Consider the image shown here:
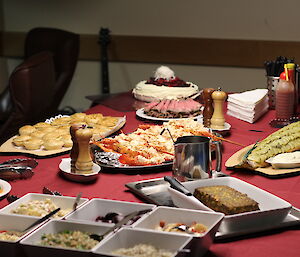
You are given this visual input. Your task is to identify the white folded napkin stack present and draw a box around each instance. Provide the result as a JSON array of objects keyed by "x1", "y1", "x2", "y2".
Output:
[{"x1": 227, "y1": 89, "x2": 269, "y2": 123}]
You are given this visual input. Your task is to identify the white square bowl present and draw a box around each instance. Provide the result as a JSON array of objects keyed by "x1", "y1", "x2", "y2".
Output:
[
  {"x1": 20, "y1": 220, "x2": 114, "y2": 257},
  {"x1": 66, "y1": 198, "x2": 155, "y2": 225},
  {"x1": 168, "y1": 177, "x2": 292, "y2": 231},
  {"x1": 92, "y1": 227, "x2": 192, "y2": 257},
  {"x1": 132, "y1": 206, "x2": 224, "y2": 257},
  {"x1": 0, "y1": 213, "x2": 44, "y2": 257},
  {"x1": 0, "y1": 193, "x2": 88, "y2": 219}
]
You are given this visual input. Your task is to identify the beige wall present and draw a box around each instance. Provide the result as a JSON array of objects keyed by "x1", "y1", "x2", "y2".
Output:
[{"x1": 2, "y1": 0, "x2": 299, "y2": 110}]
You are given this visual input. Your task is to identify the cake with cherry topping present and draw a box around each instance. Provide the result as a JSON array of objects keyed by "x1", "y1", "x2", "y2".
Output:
[{"x1": 133, "y1": 66, "x2": 200, "y2": 102}]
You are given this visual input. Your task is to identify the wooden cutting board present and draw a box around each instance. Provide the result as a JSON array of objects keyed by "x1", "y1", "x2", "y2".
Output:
[
  {"x1": 0, "y1": 116, "x2": 126, "y2": 157},
  {"x1": 225, "y1": 145, "x2": 300, "y2": 178}
]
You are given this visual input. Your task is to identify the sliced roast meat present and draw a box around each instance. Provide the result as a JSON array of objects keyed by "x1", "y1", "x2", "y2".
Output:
[{"x1": 144, "y1": 98, "x2": 202, "y2": 119}]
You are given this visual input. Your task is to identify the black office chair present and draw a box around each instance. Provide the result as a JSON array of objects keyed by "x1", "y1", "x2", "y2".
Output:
[
  {"x1": 24, "y1": 27, "x2": 80, "y2": 114},
  {"x1": 0, "y1": 27, "x2": 80, "y2": 127},
  {"x1": 0, "y1": 52, "x2": 56, "y2": 144}
]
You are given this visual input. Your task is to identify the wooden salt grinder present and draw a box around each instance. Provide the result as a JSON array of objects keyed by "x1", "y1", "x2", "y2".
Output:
[
  {"x1": 202, "y1": 88, "x2": 215, "y2": 127},
  {"x1": 75, "y1": 127, "x2": 93, "y2": 173},
  {"x1": 210, "y1": 88, "x2": 227, "y2": 130},
  {"x1": 70, "y1": 124, "x2": 84, "y2": 173}
]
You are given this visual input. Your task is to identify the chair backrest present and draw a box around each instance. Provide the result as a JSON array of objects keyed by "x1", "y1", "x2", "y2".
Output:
[
  {"x1": 24, "y1": 27, "x2": 79, "y2": 113},
  {"x1": 0, "y1": 51, "x2": 56, "y2": 143}
]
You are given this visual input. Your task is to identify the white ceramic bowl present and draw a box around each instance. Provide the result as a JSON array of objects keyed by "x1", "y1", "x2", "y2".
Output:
[
  {"x1": 133, "y1": 206, "x2": 224, "y2": 256},
  {"x1": 59, "y1": 158, "x2": 101, "y2": 183},
  {"x1": 20, "y1": 220, "x2": 113, "y2": 257},
  {"x1": 0, "y1": 193, "x2": 88, "y2": 219},
  {"x1": 93, "y1": 227, "x2": 192, "y2": 257},
  {"x1": 65, "y1": 198, "x2": 155, "y2": 225},
  {"x1": 0, "y1": 213, "x2": 43, "y2": 257},
  {"x1": 133, "y1": 206, "x2": 224, "y2": 236},
  {"x1": 168, "y1": 177, "x2": 292, "y2": 232}
]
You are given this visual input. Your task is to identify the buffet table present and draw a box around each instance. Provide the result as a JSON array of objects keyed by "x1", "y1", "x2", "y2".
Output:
[{"x1": 0, "y1": 92, "x2": 299, "y2": 257}]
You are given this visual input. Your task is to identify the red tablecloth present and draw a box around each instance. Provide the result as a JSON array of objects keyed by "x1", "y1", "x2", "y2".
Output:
[{"x1": 0, "y1": 94, "x2": 299, "y2": 257}]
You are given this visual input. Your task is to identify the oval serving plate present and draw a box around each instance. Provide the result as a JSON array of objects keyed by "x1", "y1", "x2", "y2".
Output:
[
  {"x1": 93, "y1": 151, "x2": 173, "y2": 171},
  {"x1": 136, "y1": 108, "x2": 203, "y2": 122}
]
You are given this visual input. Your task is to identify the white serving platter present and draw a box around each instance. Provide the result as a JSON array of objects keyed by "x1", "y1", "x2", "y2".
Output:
[
  {"x1": 66, "y1": 198, "x2": 155, "y2": 224},
  {"x1": 136, "y1": 108, "x2": 203, "y2": 122},
  {"x1": 20, "y1": 220, "x2": 113, "y2": 257},
  {"x1": 0, "y1": 193, "x2": 88, "y2": 218},
  {"x1": 168, "y1": 177, "x2": 292, "y2": 232},
  {"x1": 93, "y1": 227, "x2": 192, "y2": 257},
  {"x1": 0, "y1": 213, "x2": 43, "y2": 257}
]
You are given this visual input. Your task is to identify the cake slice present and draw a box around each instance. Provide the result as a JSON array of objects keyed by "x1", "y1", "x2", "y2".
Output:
[{"x1": 193, "y1": 185, "x2": 259, "y2": 215}]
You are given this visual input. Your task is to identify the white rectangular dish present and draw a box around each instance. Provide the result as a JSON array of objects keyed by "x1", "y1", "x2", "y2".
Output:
[
  {"x1": 168, "y1": 177, "x2": 292, "y2": 231},
  {"x1": 0, "y1": 213, "x2": 43, "y2": 257},
  {"x1": 93, "y1": 227, "x2": 192, "y2": 257},
  {"x1": 66, "y1": 198, "x2": 155, "y2": 224},
  {"x1": 20, "y1": 220, "x2": 113, "y2": 257},
  {"x1": 0, "y1": 193, "x2": 88, "y2": 219},
  {"x1": 133, "y1": 206, "x2": 224, "y2": 256}
]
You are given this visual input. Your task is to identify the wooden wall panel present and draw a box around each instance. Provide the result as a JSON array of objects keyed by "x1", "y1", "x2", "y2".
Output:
[{"x1": 1, "y1": 31, "x2": 300, "y2": 68}]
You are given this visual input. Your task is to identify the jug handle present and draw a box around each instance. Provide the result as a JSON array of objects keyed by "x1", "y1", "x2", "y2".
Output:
[{"x1": 212, "y1": 141, "x2": 222, "y2": 172}]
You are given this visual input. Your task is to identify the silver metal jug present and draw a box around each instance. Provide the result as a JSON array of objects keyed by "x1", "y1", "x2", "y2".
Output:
[{"x1": 173, "y1": 136, "x2": 222, "y2": 181}]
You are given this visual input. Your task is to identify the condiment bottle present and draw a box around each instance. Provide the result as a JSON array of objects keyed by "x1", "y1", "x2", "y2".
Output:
[
  {"x1": 70, "y1": 124, "x2": 84, "y2": 173},
  {"x1": 202, "y1": 88, "x2": 215, "y2": 127},
  {"x1": 285, "y1": 63, "x2": 298, "y2": 113},
  {"x1": 210, "y1": 88, "x2": 227, "y2": 130},
  {"x1": 75, "y1": 127, "x2": 93, "y2": 173},
  {"x1": 275, "y1": 71, "x2": 295, "y2": 119}
]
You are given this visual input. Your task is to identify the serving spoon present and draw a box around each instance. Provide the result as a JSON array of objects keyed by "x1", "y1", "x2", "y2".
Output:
[
  {"x1": 0, "y1": 158, "x2": 38, "y2": 180},
  {"x1": 22, "y1": 207, "x2": 61, "y2": 232},
  {"x1": 0, "y1": 158, "x2": 38, "y2": 169},
  {"x1": 0, "y1": 166, "x2": 34, "y2": 180}
]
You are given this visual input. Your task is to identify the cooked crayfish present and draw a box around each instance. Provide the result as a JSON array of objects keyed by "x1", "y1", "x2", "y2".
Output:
[{"x1": 93, "y1": 119, "x2": 243, "y2": 166}]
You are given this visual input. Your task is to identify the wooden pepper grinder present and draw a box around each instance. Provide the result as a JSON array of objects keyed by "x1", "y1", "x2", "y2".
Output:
[
  {"x1": 202, "y1": 88, "x2": 215, "y2": 127},
  {"x1": 70, "y1": 124, "x2": 85, "y2": 173},
  {"x1": 210, "y1": 87, "x2": 227, "y2": 130},
  {"x1": 74, "y1": 127, "x2": 93, "y2": 173}
]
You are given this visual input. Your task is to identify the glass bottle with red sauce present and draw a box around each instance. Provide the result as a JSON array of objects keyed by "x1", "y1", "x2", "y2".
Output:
[
  {"x1": 275, "y1": 70, "x2": 295, "y2": 119},
  {"x1": 285, "y1": 63, "x2": 298, "y2": 113}
]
